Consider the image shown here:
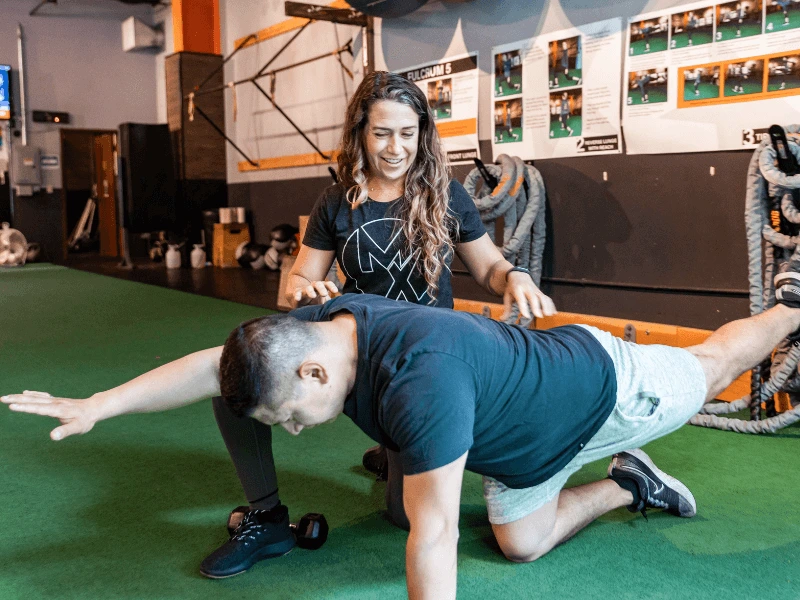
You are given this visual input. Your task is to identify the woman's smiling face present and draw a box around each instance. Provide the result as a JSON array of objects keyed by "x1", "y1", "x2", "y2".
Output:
[{"x1": 363, "y1": 99, "x2": 420, "y2": 188}]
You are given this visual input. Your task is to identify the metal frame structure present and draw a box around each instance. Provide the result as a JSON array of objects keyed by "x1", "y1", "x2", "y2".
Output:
[{"x1": 185, "y1": 2, "x2": 373, "y2": 169}]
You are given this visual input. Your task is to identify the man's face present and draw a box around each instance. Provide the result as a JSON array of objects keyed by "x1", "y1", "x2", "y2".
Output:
[{"x1": 250, "y1": 376, "x2": 345, "y2": 436}]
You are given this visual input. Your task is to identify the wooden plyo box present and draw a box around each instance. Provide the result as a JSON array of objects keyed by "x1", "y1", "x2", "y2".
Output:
[{"x1": 213, "y1": 223, "x2": 250, "y2": 268}]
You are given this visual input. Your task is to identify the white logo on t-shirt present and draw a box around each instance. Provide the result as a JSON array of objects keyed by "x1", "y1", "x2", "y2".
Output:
[{"x1": 341, "y1": 218, "x2": 427, "y2": 302}]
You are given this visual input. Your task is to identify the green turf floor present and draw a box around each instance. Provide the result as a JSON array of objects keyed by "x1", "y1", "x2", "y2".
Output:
[
  {"x1": 550, "y1": 69, "x2": 582, "y2": 89},
  {"x1": 685, "y1": 82, "x2": 720, "y2": 101},
  {"x1": 550, "y1": 116, "x2": 582, "y2": 139},
  {"x1": 629, "y1": 35, "x2": 668, "y2": 56},
  {"x1": 724, "y1": 80, "x2": 763, "y2": 96},
  {"x1": 716, "y1": 22, "x2": 762, "y2": 41},
  {"x1": 2, "y1": 265, "x2": 800, "y2": 599},
  {"x1": 671, "y1": 30, "x2": 714, "y2": 49},
  {"x1": 766, "y1": 10, "x2": 800, "y2": 32},
  {"x1": 628, "y1": 86, "x2": 668, "y2": 105},
  {"x1": 434, "y1": 105, "x2": 452, "y2": 120},
  {"x1": 769, "y1": 76, "x2": 800, "y2": 92},
  {"x1": 495, "y1": 76, "x2": 522, "y2": 97},
  {"x1": 494, "y1": 127, "x2": 522, "y2": 144}
]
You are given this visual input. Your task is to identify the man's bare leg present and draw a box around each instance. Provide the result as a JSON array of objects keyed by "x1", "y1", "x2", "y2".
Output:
[
  {"x1": 491, "y1": 305, "x2": 800, "y2": 562},
  {"x1": 493, "y1": 480, "x2": 632, "y2": 562},
  {"x1": 687, "y1": 305, "x2": 800, "y2": 401}
]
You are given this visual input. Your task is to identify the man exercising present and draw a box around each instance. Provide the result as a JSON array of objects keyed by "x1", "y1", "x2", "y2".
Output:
[
  {"x1": 6, "y1": 274, "x2": 800, "y2": 598},
  {"x1": 689, "y1": 12, "x2": 699, "y2": 45},
  {"x1": 559, "y1": 40, "x2": 582, "y2": 86},
  {"x1": 504, "y1": 105, "x2": 518, "y2": 141},
  {"x1": 559, "y1": 92, "x2": 573, "y2": 135},
  {"x1": 776, "y1": 0, "x2": 792, "y2": 26},
  {"x1": 635, "y1": 71, "x2": 652, "y2": 102},
  {"x1": 735, "y1": 3, "x2": 746, "y2": 36},
  {"x1": 641, "y1": 23, "x2": 652, "y2": 52}
]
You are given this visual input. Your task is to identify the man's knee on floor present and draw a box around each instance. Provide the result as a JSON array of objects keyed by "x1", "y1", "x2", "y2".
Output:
[
  {"x1": 496, "y1": 534, "x2": 551, "y2": 563},
  {"x1": 493, "y1": 518, "x2": 556, "y2": 563}
]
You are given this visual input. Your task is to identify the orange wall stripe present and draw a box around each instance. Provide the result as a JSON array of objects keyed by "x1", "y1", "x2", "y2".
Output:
[{"x1": 435, "y1": 118, "x2": 478, "y2": 138}]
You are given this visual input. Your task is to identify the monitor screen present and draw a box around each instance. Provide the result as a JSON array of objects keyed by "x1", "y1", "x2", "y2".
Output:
[{"x1": 0, "y1": 65, "x2": 10, "y2": 120}]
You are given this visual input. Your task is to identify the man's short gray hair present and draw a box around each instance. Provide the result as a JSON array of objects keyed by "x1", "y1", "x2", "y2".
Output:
[{"x1": 220, "y1": 314, "x2": 321, "y2": 417}]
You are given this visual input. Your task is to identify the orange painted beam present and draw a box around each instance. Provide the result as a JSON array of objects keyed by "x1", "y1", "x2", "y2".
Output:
[
  {"x1": 173, "y1": 0, "x2": 221, "y2": 55},
  {"x1": 238, "y1": 150, "x2": 339, "y2": 172},
  {"x1": 235, "y1": 0, "x2": 350, "y2": 50}
]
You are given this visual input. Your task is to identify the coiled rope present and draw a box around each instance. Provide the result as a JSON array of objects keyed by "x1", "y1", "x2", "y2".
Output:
[
  {"x1": 690, "y1": 124, "x2": 800, "y2": 433},
  {"x1": 464, "y1": 154, "x2": 546, "y2": 324}
]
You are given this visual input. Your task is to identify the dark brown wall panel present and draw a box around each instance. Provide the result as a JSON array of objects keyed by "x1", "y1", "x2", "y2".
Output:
[
  {"x1": 229, "y1": 147, "x2": 753, "y2": 330},
  {"x1": 165, "y1": 51, "x2": 226, "y2": 181}
]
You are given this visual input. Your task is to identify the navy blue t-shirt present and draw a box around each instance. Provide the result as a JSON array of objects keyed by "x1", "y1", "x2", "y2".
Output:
[
  {"x1": 291, "y1": 294, "x2": 617, "y2": 489},
  {"x1": 302, "y1": 179, "x2": 485, "y2": 308}
]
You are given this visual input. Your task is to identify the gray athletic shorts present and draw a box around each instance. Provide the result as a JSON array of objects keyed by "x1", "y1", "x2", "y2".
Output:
[{"x1": 482, "y1": 325, "x2": 708, "y2": 525}]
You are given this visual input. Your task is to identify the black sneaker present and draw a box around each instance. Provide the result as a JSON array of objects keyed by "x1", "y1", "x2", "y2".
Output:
[
  {"x1": 607, "y1": 448, "x2": 696, "y2": 519},
  {"x1": 200, "y1": 504, "x2": 296, "y2": 579},
  {"x1": 775, "y1": 272, "x2": 800, "y2": 309},
  {"x1": 362, "y1": 445, "x2": 388, "y2": 481}
]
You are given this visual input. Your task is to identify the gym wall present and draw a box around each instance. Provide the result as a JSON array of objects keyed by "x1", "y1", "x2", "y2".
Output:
[
  {"x1": 0, "y1": 0, "x2": 160, "y2": 138},
  {"x1": 223, "y1": 0, "x2": 750, "y2": 329},
  {"x1": 1, "y1": 0, "x2": 164, "y2": 261}
]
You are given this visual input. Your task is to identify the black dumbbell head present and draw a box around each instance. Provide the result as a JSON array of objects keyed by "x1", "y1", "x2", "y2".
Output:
[{"x1": 293, "y1": 513, "x2": 329, "y2": 550}]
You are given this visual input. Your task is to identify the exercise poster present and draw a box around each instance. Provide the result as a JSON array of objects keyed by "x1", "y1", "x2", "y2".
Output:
[
  {"x1": 401, "y1": 52, "x2": 480, "y2": 165},
  {"x1": 624, "y1": 0, "x2": 800, "y2": 154},
  {"x1": 491, "y1": 18, "x2": 623, "y2": 160}
]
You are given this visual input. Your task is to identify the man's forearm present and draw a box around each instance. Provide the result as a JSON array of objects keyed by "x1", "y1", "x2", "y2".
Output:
[
  {"x1": 406, "y1": 531, "x2": 458, "y2": 600},
  {"x1": 92, "y1": 347, "x2": 223, "y2": 422}
]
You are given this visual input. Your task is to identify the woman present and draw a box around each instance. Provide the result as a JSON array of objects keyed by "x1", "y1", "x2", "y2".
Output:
[
  {"x1": 204, "y1": 71, "x2": 556, "y2": 579},
  {"x1": 289, "y1": 71, "x2": 553, "y2": 316}
]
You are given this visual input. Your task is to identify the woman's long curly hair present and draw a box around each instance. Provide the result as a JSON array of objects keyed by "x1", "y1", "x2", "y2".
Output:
[{"x1": 337, "y1": 71, "x2": 455, "y2": 303}]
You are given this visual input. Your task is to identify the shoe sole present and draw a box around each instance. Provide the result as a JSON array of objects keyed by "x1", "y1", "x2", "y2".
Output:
[
  {"x1": 199, "y1": 538, "x2": 296, "y2": 579},
  {"x1": 619, "y1": 448, "x2": 696, "y2": 518}
]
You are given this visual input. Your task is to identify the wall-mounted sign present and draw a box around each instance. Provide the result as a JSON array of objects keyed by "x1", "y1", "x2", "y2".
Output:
[{"x1": 41, "y1": 155, "x2": 60, "y2": 169}]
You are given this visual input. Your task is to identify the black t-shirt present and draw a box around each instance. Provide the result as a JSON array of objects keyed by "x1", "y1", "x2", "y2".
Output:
[
  {"x1": 291, "y1": 294, "x2": 617, "y2": 489},
  {"x1": 302, "y1": 179, "x2": 485, "y2": 308}
]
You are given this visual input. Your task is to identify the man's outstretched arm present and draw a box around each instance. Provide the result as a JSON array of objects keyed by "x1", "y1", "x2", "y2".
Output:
[
  {"x1": 2, "y1": 346, "x2": 223, "y2": 441},
  {"x1": 403, "y1": 452, "x2": 467, "y2": 600}
]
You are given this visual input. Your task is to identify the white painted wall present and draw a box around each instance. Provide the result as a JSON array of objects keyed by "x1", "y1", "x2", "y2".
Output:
[
  {"x1": 0, "y1": 0, "x2": 160, "y2": 138},
  {"x1": 220, "y1": 0, "x2": 703, "y2": 183},
  {"x1": 220, "y1": 0, "x2": 359, "y2": 184},
  {"x1": 154, "y1": 3, "x2": 175, "y2": 124}
]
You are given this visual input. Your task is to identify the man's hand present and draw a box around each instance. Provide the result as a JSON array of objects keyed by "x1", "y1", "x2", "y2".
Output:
[
  {"x1": 3, "y1": 346, "x2": 223, "y2": 440},
  {"x1": 2, "y1": 391, "x2": 101, "y2": 441},
  {"x1": 292, "y1": 280, "x2": 339, "y2": 307},
  {"x1": 502, "y1": 271, "x2": 557, "y2": 322}
]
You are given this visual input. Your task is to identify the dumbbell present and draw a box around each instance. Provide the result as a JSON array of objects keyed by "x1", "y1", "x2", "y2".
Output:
[{"x1": 227, "y1": 506, "x2": 329, "y2": 550}]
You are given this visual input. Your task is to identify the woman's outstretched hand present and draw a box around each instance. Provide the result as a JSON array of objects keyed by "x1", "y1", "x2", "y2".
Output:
[
  {"x1": 502, "y1": 272, "x2": 557, "y2": 322},
  {"x1": 292, "y1": 280, "x2": 340, "y2": 307}
]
